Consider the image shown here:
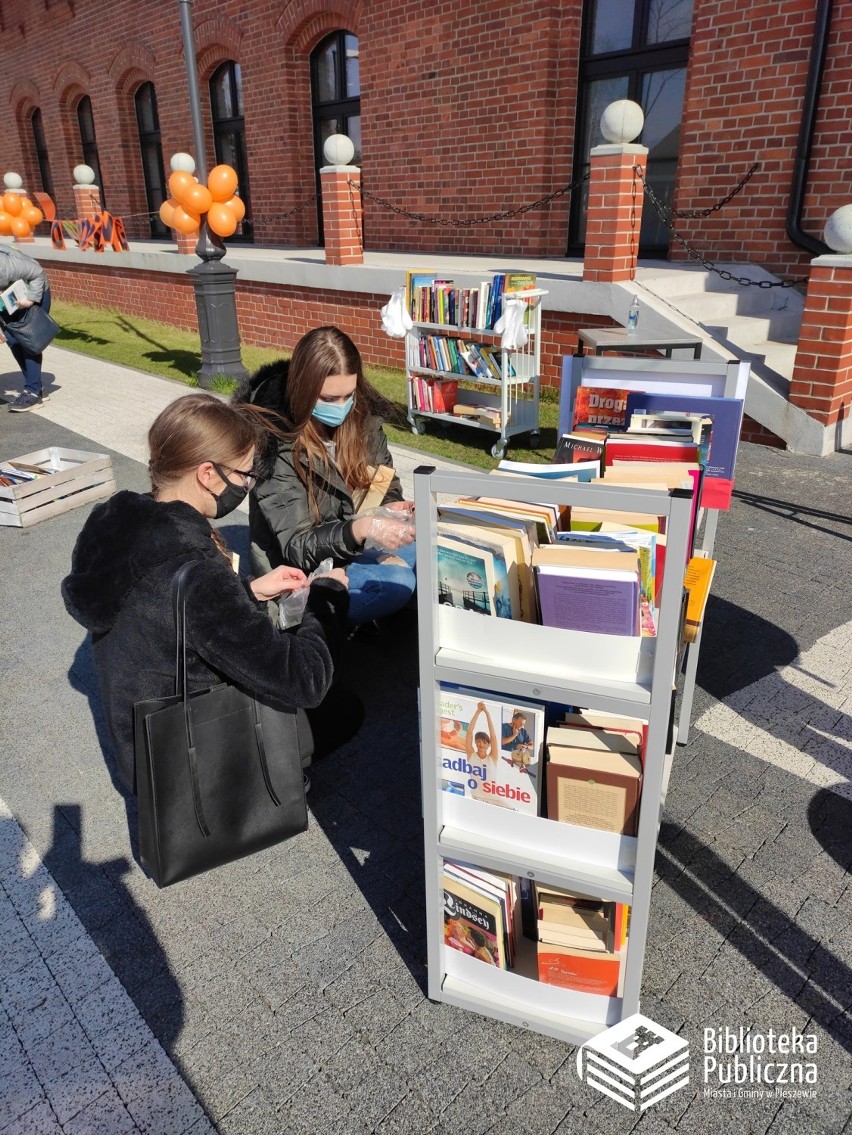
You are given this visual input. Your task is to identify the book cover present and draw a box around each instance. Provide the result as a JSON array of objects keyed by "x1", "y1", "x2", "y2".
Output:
[
  {"x1": 605, "y1": 434, "x2": 700, "y2": 465},
  {"x1": 0, "y1": 279, "x2": 29, "y2": 315},
  {"x1": 443, "y1": 868, "x2": 507, "y2": 968},
  {"x1": 545, "y1": 741, "x2": 643, "y2": 835},
  {"x1": 436, "y1": 535, "x2": 498, "y2": 615},
  {"x1": 437, "y1": 519, "x2": 516, "y2": 620},
  {"x1": 406, "y1": 271, "x2": 437, "y2": 319},
  {"x1": 683, "y1": 554, "x2": 716, "y2": 642},
  {"x1": 572, "y1": 386, "x2": 630, "y2": 431},
  {"x1": 533, "y1": 547, "x2": 641, "y2": 637},
  {"x1": 495, "y1": 458, "x2": 600, "y2": 482},
  {"x1": 569, "y1": 507, "x2": 660, "y2": 534},
  {"x1": 624, "y1": 391, "x2": 744, "y2": 485},
  {"x1": 463, "y1": 496, "x2": 559, "y2": 543},
  {"x1": 444, "y1": 860, "x2": 514, "y2": 966},
  {"x1": 537, "y1": 942, "x2": 621, "y2": 996},
  {"x1": 439, "y1": 686, "x2": 545, "y2": 815}
]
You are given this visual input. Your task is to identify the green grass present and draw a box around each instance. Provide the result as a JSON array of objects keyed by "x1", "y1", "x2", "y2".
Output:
[{"x1": 50, "y1": 299, "x2": 560, "y2": 471}]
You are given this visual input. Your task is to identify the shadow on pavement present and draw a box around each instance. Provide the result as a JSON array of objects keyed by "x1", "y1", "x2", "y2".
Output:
[{"x1": 41, "y1": 804, "x2": 186, "y2": 1052}]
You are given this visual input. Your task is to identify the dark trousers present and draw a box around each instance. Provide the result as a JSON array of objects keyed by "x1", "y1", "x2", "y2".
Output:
[
  {"x1": 297, "y1": 686, "x2": 364, "y2": 768},
  {"x1": 5, "y1": 289, "x2": 51, "y2": 395}
]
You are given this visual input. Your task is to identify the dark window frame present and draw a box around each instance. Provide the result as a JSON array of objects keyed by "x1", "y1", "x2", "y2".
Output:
[
  {"x1": 30, "y1": 108, "x2": 55, "y2": 199},
  {"x1": 76, "y1": 95, "x2": 104, "y2": 204},
  {"x1": 568, "y1": 0, "x2": 691, "y2": 257},
  {"x1": 209, "y1": 61, "x2": 253, "y2": 243},
  {"x1": 134, "y1": 82, "x2": 168, "y2": 239},
  {"x1": 310, "y1": 30, "x2": 361, "y2": 244}
]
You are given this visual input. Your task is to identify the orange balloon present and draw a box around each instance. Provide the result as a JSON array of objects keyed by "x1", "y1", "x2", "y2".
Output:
[
  {"x1": 159, "y1": 198, "x2": 177, "y2": 226},
  {"x1": 0, "y1": 212, "x2": 12, "y2": 235},
  {"x1": 206, "y1": 202, "x2": 237, "y2": 238},
  {"x1": 183, "y1": 183, "x2": 213, "y2": 215},
  {"x1": 168, "y1": 170, "x2": 195, "y2": 205},
  {"x1": 171, "y1": 205, "x2": 200, "y2": 234},
  {"x1": 224, "y1": 195, "x2": 245, "y2": 223},
  {"x1": 21, "y1": 197, "x2": 32, "y2": 208},
  {"x1": 10, "y1": 216, "x2": 31, "y2": 237},
  {"x1": 23, "y1": 206, "x2": 43, "y2": 226},
  {"x1": 3, "y1": 193, "x2": 22, "y2": 216},
  {"x1": 207, "y1": 164, "x2": 238, "y2": 202}
]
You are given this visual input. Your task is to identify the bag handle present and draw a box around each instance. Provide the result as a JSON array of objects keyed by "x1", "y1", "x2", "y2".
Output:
[{"x1": 170, "y1": 559, "x2": 283, "y2": 840}]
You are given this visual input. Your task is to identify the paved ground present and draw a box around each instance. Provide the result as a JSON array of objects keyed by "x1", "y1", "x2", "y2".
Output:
[{"x1": 0, "y1": 346, "x2": 850, "y2": 1135}]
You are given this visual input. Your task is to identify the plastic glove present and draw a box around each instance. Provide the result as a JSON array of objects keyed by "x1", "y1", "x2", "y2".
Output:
[
  {"x1": 362, "y1": 505, "x2": 416, "y2": 553},
  {"x1": 277, "y1": 557, "x2": 335, "y2": 629},
  {"x1": 494, "y1": 296, "x2": 529, "y2": 350},
  {"x1": 380, "y1": 288, "x2": 414, "y2": 339}
]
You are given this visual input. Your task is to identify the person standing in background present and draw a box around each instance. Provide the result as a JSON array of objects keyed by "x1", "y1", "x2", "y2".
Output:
[{"x1": 0, "y1": 243, "x2": 52, "y2": 412}]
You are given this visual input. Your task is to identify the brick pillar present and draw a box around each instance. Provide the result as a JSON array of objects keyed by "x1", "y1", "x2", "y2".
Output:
[
  {"x1": 582, "y1": 144, "x2": 648, "y2": 283},
  {"x1": 320, "y1": 165, "x2": 363, "y2": 266},
  {"x1": 73, "y1": 183, "x2": 103, "y2": 221},
  {"x1": 10, "y1": 189, "x2": 34, "y2": 243},
  {"x1": 789, "y1": 255, "x2": 852, "y2": 436},
  {"x1": 173, "y1": 229, "x2": 198, "y2": 255}
]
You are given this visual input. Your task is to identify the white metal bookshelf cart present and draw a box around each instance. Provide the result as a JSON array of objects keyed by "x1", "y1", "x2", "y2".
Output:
[
  {"x1": 405, "y1": 290, "x2": 547, "y2": 459},
  {"x1": 413, "y1": 467, "x2": 694, "y2": 1044}
]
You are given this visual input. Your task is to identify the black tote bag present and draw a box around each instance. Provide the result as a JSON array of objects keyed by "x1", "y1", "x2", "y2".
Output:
[
  {"x1": 133, "y1": 561, "x2": 308, "y2": 887},
  {"x1": 3, "y1": 302, "x2": 60, "y2": 354}
]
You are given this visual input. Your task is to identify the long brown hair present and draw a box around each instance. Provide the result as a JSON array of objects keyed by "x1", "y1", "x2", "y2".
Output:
[
  {"x1": 283, "y1": 327, "x2": 387, "y2": 516},
  {"x1": 148, "y1": 393, "x2": 285, "y2": 558}
]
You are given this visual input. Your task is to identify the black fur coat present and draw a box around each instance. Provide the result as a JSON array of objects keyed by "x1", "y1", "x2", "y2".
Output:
[{"x1": 62, "y1": 490, "x2": 348, "y2": 791}]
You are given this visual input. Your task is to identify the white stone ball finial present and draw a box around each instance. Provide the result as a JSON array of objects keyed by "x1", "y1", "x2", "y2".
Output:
[
  {"x1": 73, "y1": 164, "x2": 96, "y2": 186},
  {"x1": 170, "y1": 152, "x2": 196, "y2": 174},
  {"x1": 600, "y1": 100, "x2": 645, "y2": 145},
  {"x1": 323, "y1": 134, "x2": 355, "y2": 167},
  {"x1": 823, "y1": 205, "x2": 852, "y2": 254},
  {"x1": 4, "y1": 172, "x2": 24, "y2": 190}
]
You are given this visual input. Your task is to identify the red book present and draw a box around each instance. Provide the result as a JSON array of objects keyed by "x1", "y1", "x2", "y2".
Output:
[
  {"x1": 605, "y1": 436, "x2": 700, "y2": 466},
  {"x1": 537, "y1": 943, "x2": 621, "y2": 996},
  {"x1": 572, "y1": 386, "x2": 629, "y2": 431}
]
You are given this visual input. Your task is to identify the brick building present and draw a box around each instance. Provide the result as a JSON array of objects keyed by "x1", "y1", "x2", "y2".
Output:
[{"x1": 1, "y1": 0, "x2": 849, "y2": 276}]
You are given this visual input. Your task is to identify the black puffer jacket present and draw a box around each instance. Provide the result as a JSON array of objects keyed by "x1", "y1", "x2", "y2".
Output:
[
  {"x1": 61, "y1": 490, "x2": 348, "y2": 791},
  {"x1": 233, "y1": 360, "x2": 403, "y2": 574}
]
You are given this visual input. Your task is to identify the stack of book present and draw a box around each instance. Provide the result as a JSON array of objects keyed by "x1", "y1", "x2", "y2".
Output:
[
  {"x1": 406, "y1": 271, "x2": 537, "y2": 331},
  {"x1": 438, "y1": 684, "x2": 545, "y2": 814},
  {"x1": 442, "y1": 859, "x2": 520, "y2": 970},
  {"x1": 535, "y1": 884, "x2": 629, "y2": 996}
]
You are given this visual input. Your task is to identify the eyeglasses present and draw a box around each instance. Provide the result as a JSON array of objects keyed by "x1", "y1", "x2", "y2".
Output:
[{"x1": 210, "y1": 461, "x2": 258, "y2": 491}]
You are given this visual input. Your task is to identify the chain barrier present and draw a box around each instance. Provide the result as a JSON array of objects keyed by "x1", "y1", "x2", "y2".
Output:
[
  {"x1": 633, "y1": 165, "x2": 807, "y2": 289},
  {"x1": 351, "y1": 172, "x2": 590, "y2": 228},
  {"x1": 636, "y1": 162, "x2": 759, "y2": 221}
]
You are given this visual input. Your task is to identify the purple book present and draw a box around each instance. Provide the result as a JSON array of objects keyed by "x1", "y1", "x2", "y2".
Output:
[{"x1": 535, "y1": 567, "x2": 640, "y2": 636}]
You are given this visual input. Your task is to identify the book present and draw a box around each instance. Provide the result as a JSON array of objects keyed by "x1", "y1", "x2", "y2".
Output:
[
  {"x1": 352, "y1": 465, "x2": 396, "y2": 514},
  {"x1": 406, "y1": 271, "x2": 437, "y2": 319},
  {"x1": 533, "y1": 546, "x2": 641, "y2": 637},
  {"x1": 461, "y1": 496, "x2": 559, "y2": 543},
  {"x1": 0, "y1": 279, "x2": 29, "y2": 315},
  {"x1": 439, "y1": 685, "x2": 545, "y2": 815},
  {"x1": 537, "y1": 942, "x2": 622, "y2": 996},
  {"x1": 683, "y1": 554, "x2": 716, "y2": 642},
  {"x1": 556, "y1": 710, "x2": 647, "y2": 763},
  {"x1": 605, "y1": 434, "x2": 700, "y2": 466},
  {"x1": 443, "y1": 865, "x2": 508, "y2": 968},
  {"x1": 571, "y1": 385, "x2": 630, "y2": 431},
  {"x1": 569, "y1": 507, "x2": 661, "y2": 534},
  {"x1": 553, "y1": 431, "x2": 606, "y2": 469},
  {"x1": 437, "y1": 519, "x2": 517, "y2": 620},
  {"x1": 436, "y1": 535, "x2": 498, "y2": 615},
  {"x1": 546, "y1": 733, "x2": 643, "y2": 835},
  {"x1": 443, "y1": 860, "x2": 517, "y2": 966},
  {"x1": 495, "y1": 458, "x2": 600, "y2": 482},
  {"x1": 624, "y1": 391, "x2": 744, "y2": 509}
]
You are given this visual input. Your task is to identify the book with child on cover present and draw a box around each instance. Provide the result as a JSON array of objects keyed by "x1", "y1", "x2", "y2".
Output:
[{"x1": 439, "y1": 685, "x2": 545, "y2": 815}]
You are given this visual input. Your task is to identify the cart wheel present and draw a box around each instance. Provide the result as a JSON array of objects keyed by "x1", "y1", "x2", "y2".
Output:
[
  {"x1": 529, "y1": 431, "x2": 541, "y2": 450},
  {"x1": 491, "y1": 441, "x2": 507, "y2": 460},
  {"x1": 411, "y1": 419, "x2": 427, "y2": 436}
]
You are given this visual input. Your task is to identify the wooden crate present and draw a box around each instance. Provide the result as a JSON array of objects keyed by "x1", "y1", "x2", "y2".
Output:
[{"x1": 0, "y1": 447, "x2": 115, "y2": 528}]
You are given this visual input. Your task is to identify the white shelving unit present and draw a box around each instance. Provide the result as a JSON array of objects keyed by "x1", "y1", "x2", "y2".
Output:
[
  {"x1": 405, "y1": 289, "x2": 546, "y2": 459},
  {"x1": 413, "y1": 468, "x2": 694, "y2": 1044}
]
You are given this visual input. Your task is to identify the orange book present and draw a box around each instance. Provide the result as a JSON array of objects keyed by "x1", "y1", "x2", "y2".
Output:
[
  {"x1": 537, "y1": 943, "x2": 621, "y2": 996},
  {"x1": 572, "y1": 386, "x2": 629, "y2": 431}
]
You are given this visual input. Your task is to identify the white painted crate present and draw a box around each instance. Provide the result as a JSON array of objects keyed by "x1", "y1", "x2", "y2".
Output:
[{"x1": 0, "y1": 446, "x2": 115, "y2": 528}]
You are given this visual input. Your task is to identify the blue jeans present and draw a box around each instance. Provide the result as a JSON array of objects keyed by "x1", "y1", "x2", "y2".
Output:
[
  {"x1": 346, "y1": 540, "x2": 417, "y2": 625},
  {"x1": 4, "y1": 289, "x2": 51, "y2": 396}
]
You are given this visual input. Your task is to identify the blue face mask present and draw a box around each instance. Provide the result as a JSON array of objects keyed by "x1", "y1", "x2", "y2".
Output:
[{"x1": 312, "y1": 395, "x2": 354, "y2": 428}]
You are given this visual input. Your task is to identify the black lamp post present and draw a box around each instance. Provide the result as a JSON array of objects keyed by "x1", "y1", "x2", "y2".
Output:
[{"x1": 178, "y1": 0, "x2": 247, "y2": 388}]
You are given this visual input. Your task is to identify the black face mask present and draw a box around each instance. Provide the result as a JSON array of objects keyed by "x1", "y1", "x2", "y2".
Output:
[{"x1": 210, "y1": 479, "x2": 250, "y2": 518}]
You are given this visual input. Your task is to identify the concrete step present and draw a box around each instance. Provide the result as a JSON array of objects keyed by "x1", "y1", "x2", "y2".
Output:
[{"x1": 704, "y1": 309, "x2": 803, "y2": 347}]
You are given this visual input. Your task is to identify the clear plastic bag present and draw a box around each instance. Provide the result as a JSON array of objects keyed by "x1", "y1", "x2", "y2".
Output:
[
  {"x1": 361, "y1": 505, "x2": 416, "y2": 553},
  {"x1": 277, "y1": 557, "x2": 334, "y2": 630}
]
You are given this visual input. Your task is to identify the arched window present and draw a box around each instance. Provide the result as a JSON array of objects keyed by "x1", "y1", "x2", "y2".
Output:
[
  {"x1": 76, "y1": 95, "x2": 105, "y2": 204},
  {"x1": 134, "y1": 82, "x2": 168, "y2": 238},
  {"x1": 311, "y1": 31, "x2": 360, "y2": 243},
  {"x1": 31, "y1": 109, "x2": 55, "y2": 199},
  {"x1": 209, "y1": 61, "x2": 253, "y2": 241},
  {"x1": 569, "y1": 0, "x2": 693, "y2": 256}
]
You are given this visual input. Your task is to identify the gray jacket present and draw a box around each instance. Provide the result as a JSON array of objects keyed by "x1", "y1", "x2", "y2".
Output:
[{"x1": 0, "y1": 243, "x2": 47, "y2": 302}]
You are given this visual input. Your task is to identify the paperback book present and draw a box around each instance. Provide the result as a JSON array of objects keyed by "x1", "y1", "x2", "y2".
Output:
[{"x1": 439, "y1": 685, "x2": 545, "y2": 815}]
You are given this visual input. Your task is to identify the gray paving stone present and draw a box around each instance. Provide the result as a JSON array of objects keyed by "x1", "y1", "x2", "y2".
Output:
[
  {"x1": 125, "y1": 1076, "x2": 212, "y2": 1135},
  {"x1": 41, "y1": 1054, "x2": 114, "y2": 1126},
  {"x1": 61, "y1": 1090, "x2": 138, "y2": 1135},
  {"x1": 0, "y1": 1097, "x2": 63, "y2": 1135}
]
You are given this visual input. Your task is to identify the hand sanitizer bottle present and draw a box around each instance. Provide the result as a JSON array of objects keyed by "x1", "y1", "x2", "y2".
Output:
[{"x1": 627, "y1": 295, "x2": 640, "y2": 335}]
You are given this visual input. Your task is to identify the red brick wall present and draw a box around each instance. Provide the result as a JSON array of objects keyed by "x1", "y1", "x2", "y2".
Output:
[
  {"x1": 2, "y1": 0, "x2": 849, "y2": 272},
  {"x1": 674, "y1": 0, "x2": 852, "y2": 280}
]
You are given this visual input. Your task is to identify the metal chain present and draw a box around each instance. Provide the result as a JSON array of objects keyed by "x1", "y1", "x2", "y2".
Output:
[
  {"x1": 634, "y1": 166, "x2": 807, "y2": 289},
  {"x1": 635, "y1": 162, "x2": 759, "y2": 221},
  {"x1": 352, "y1": 172, "x2": 590, "y2": 228}
]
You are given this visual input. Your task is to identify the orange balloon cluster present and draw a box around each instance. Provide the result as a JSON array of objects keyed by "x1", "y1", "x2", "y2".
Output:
[
  {"x1": 159, "y1": 164, "x2": 243, "y2": 239},
  {"x1": 0, "y1": 192, "x2": 45, "y2": 238}
]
